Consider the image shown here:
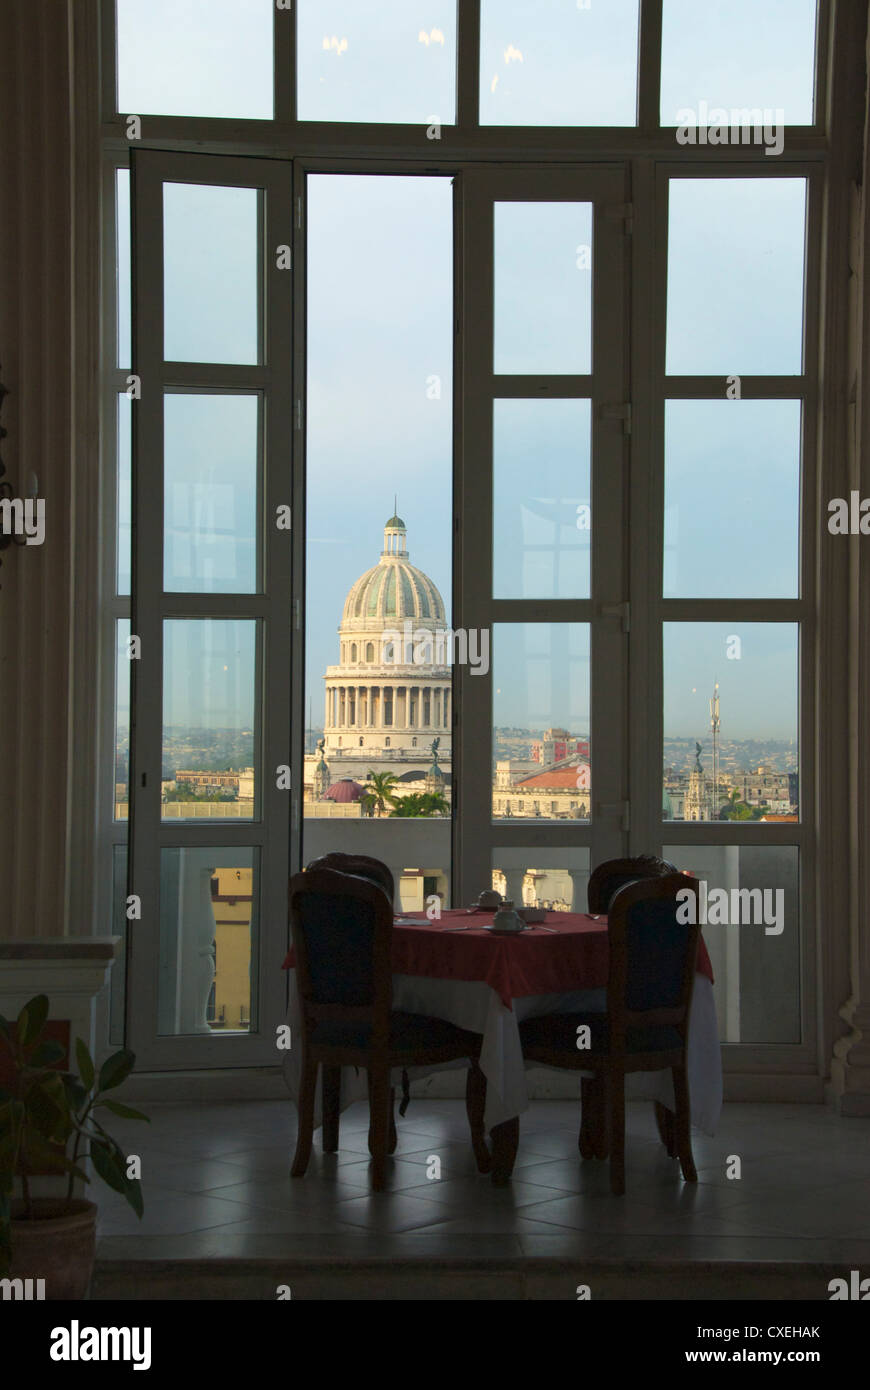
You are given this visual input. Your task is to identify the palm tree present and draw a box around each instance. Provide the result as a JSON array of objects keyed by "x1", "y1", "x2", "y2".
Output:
[{"x1": 362, "y1": 771, "x2": 399, "y2": 817}]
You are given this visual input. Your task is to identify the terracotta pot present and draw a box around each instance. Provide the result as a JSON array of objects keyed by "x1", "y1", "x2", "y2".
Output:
[{"x1": 10, "y1": 1198, "x2": 97, "y2": 1300}]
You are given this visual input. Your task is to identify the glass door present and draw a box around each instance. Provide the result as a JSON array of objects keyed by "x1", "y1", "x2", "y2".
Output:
[
  {"x1": 456, "y1": 168, "x2": 631, "y2": 912},
  {"x1": 127, "y1": 150, "x2": 297, "y2": 1066}
]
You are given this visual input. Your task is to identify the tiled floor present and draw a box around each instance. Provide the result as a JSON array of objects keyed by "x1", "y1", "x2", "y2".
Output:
[{"x1": 94, "y1": 1097, "x2": 870, "y2": 1272}]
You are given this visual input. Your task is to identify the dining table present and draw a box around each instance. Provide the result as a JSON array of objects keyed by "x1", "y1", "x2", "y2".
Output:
[{"x1": 281, "y1": 906, "x2": 722, "y2": 1183}]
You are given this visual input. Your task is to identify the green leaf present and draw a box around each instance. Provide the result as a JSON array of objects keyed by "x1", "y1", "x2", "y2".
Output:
[
  {"x1": 17, "y1": 995, "x2": 49, "y2": 1047},
  {"x1": 60, "y1": 1074, "x2": 89, "y2": 1114},
  {"x1": 121, "y1": 1176, "x2": 144, "y2": 1219},
  {"x1": 0, "y1": 1015, "x2": 11, "y2": 1040},
  {"x1": 97, "y1": 1049, "x2": 134, "y2": 1094},
  {"x1": 19, "y1": 1133, "x2": 68, "y2": 1176},
  {"x1": 25, "y1": 1084, "x2": 68, "y2": 1141},
  {"x1": 99, "y1": 1099, "x2": 150, "y2": 1123},
  {"x1": 29, "y1": 1040, "x2": 66, "y2": 1068},
  {"x1": 89, "y1": 1138, "x2": 127, "y2": 1195},
  {"x1": 75, "y1": 1037, "x2": 95, "y2": 1091}
]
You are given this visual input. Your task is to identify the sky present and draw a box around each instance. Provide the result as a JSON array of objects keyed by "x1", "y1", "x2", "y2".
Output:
[{"x1": 114, "y1": 1, "x2": 815, "y2": 750}]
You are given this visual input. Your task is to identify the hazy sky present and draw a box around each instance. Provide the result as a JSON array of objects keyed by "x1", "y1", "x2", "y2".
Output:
[{"x1": 114, "y1": 1, "x2": 816, "y2": 749}]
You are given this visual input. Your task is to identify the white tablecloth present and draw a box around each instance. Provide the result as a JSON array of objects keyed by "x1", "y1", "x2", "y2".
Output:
[{"x1": 282, "y1": 971, "x2": 722, "y2": 1135}]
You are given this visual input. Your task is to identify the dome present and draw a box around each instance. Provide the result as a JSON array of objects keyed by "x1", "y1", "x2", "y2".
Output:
[
  {"x1": 342, "y1": 561, "x2": 445, "y2": 626},
  {"x1": 324, "y1": 779, "x2": 365, "y2": 802},
  {"x1": 341, "y1": 516, "x2": 446, "y2": 630}
]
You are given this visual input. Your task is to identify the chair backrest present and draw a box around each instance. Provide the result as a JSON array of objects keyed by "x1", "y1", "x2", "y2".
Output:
[
  {"x1": 587, "y1": 855, "x2": 679, "y2": 913},
  {"x1": 306, "y1": 852, "x2": 395, "y2": 906},
  {"x1": 288, "y1": 868, "x2": 394, "y2": 1046},
  {"x1": 605, "y1": 874, "x2": 701, "y2": 1050}
]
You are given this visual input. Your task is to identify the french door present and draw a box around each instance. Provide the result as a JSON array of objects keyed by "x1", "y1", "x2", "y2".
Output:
[
  {"x1": 124, "y1": 153, "x2": 640, "y2": 1065},
  {"x1": 127, "y1": 151, "x2": 299, "y2": 1065},
  {"x1": 455, "y1": 167, "x2": 631, "y2": 913}
]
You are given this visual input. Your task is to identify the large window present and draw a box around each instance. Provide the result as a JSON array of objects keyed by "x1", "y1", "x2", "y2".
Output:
[{"x1": 103, "y1": 1, "x2": 827, "y2": 1072}]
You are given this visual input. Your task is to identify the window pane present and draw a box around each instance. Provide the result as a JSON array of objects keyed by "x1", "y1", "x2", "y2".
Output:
[
  {"x1": 480, "y1": 0, "x2": 639, "y2": 127},
  {"x1": 158, "y1": 847, "x2": 258, "y2": 1035},
  {"x1": 297, "y1": 0, "x2": 457, "y2": 124},
  {"x1": 666, "y1": 179, "x2": 806, "y2": 375},
  {"x1": 663, "y1": 843, "x2": 800, "y2": 1044},
  {"x1": 494, "y1": 202, "x2": 593, "y2": 375},
  {"x1": 492, "y1": 848, "x2": 591, "y2": 914},
  {"x1": 115, "y1": 619, "x2": 130, "y2": 820},
  {"x1": 493, "y1": 624, "x2": 590, "y2": 822},
  {"x1": 164, "y1": 183, "x2": 259, "y2": 364},
  {"x1": 494, "y1": 399, "x2": 591, "y2": 599},
  {"x1": 303, "y1": 173, "x2": 453, "y2": 904},
  {"x1": 162, "y1": 620, "x2": 257, "y2": 822},
  {"x1": 116, "y1": 0, "x2": 273, "y2": 119},
  {"x1": 661, "y1": 0, "x2": 817, "y2": 127},
  {"x1": 662, "y1": 623, "x2": 799, "y2": 822},
  {"x1": 117, "y1": 393, "x2": 132, "y2": 596},
  {"x1": 664, "y1": 400, "x2": 801, "y2": 598},
  {"x1": 116, "y1": 169, "x2": 131, "y2": 368},
  {"x1": 164, "y1": 394, "x2": 259, "y2": 594}
]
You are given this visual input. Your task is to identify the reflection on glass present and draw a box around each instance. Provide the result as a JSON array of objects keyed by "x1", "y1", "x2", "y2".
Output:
[
  {"x1": 117, "y1": 393, "x2": 132, "y2": 596},
  {"x1": 664, "y1": 400, "x2": 800, "y2": 598},
  {"x1": 116, "y1": 0, "x2": 273, "y2": 118},
  {"x1": 116, "y1": 169, "x2": 131, "y2": 367},
  {"x1": 494, "y1": 202, "x2": 593, "y2": 375},
  {"x1": 164, "y1": 183, "x2": 259, "y2": 365},
  {"x1": 162, "y1": 620, "x2": 257, "y2": 821},
  {"x1": 661, "y1": 0, "x2": 817, "y2": 127},
  {"x1": 164, "y1": 394, "x2": 259, "y2": 593},
  {"x1": 492, "y1": 848, "x2": 591, "y2": 914},
  {"x1": 492, "y1": 624, "x2": 590, "y2": 822},
  {"x1": 303, "y1": 173, "x2": 453, "y2": 882},
  {"x1": 297, "y1": 0, "x2": 457, "y2": 123},
  {"x1": 667, "y1": 178, "x2": 806, "y2": 375},
  {"x1": 662, "y1": 623, "x2": 798, "y2": 823},
  {"x1": 115, "y1": 619, "x2": 130, "y2": 819},
  {"x1": 663, "y1": 843, "x2": 799, "y2": 1044},
  {"x1": 493, "y1": 399, "x2": 591, "y2": 599},
  {"x1": 480, "y1": 0, "x2": 639, "y2": 126},
  {"x1": 158, "y1": 847, "x2": 257, "y2": 1035}
]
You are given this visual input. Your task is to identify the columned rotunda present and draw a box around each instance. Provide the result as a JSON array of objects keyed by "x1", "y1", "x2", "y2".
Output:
[{"x1": 314, "y1": 515, "x2": 452, "y2": 789}]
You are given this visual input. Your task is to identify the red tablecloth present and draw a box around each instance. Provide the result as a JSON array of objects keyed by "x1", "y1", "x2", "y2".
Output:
[{"x1": 282, "y1": 909, "x2": 714, "y2": 1011}]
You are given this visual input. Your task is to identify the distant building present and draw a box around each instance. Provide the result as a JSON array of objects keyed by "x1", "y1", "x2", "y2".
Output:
[{"x1": 304, "y1": 513, "x2": 452, "y2": 807}]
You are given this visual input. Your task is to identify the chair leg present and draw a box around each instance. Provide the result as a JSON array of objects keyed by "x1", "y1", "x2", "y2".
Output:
[
  {"x1": 368, "y1": 1065, "x2": 392, "y2": 1190},
  {"x1": 579, "y1": 1078, "x2": 596, "y2": 1159},
  {"x1": 672, "y1": 1064, "x2": 697, "y2": 1183},
  {"x1": 465, "y1": 1062, "x2": 492, "y2": 1174},
  {"x1": 291, "y1": 1055, "x2": 317, "y2": 1178},
  {"x1": 387, "y1": 1087, "x2": 398, "y2": 1154},
  {"x1": 592, "y1": 1076, "x2": 609, "y2": 1160},
  {"x1": 321, "y1": 1064, "x2": 341, "y2": 1154},
  {"x1": 654, "y1": 1101, "x2": 677, "y2": 1158},
  {"x1": 607, "y1": 1067, "x2": 626, "y2": 1195}
]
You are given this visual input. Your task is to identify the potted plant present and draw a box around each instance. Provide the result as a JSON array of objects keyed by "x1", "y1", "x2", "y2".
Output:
[{"x1": 0, "y1": 993, "x2": 149, "y2": 1299}]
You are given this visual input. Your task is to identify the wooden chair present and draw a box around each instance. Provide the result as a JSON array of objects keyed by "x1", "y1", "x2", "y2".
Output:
[
  {"x1": 305, "y1": 852, "x2": 395, "y2": 906},
  {"x1": 289, "y1": 867, "x2": 488, "y2": 1189},
  {"x1": 587, "y1": 855, "x2": 682, "y2": 1155},
  {"x1": 587, "y1": 854, "x2": 679, "y2": 913},
  {"x1": 520, "y1": 873, "x2": 701, "y2": 1195}
]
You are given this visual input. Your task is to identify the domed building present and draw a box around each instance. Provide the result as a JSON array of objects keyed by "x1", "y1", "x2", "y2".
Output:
[{"x1": 306, "y1": 514, "x2": 452, "y2": 805}]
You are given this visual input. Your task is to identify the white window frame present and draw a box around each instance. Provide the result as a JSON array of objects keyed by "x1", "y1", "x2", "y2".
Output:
[{"x1": 87, "y1": 0, "x2": 855, "y2": 1086}]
